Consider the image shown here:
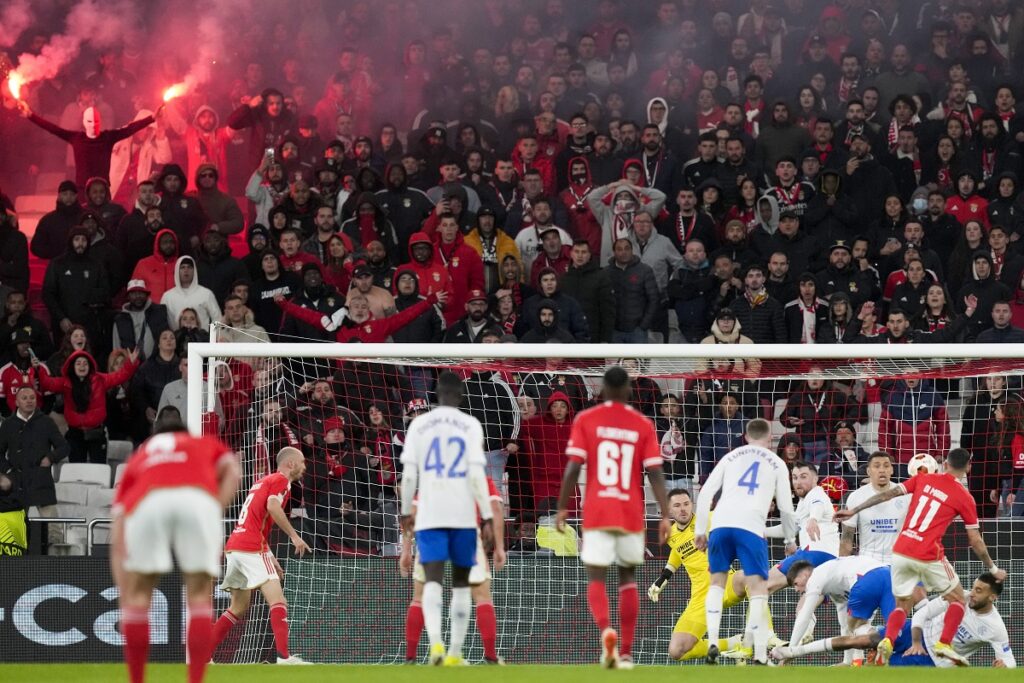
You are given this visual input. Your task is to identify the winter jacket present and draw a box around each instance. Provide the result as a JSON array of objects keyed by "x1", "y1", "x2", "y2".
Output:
[
  {"x1": 523, "y1": 291, "x2": 591, "y2": 342},
  {"x1": 815, "y1": 292, "x2": 860, "y2": 344},
  {"x1": 816, "y1": 263, "x2": 878, "y2": 311},
  {"x1": 783, "y1": 298, "x2": 830, "y2": 343},
  {"x1": 31, "y1": 199, "x2": 81, "y2": 260},
  {"x1": 751, "y1": 226, "x2": 821, "y2": 277},
  {"x1": 157, "y1": 164, "x2": 208, "y2": 249},
  {"x1": 605, "y1": 256, "x2": 660, "y2": 332},
  {"x1": 129, "y1": 352, "x2": 180, "y2": 413},
  {"x1": 192, "y1": 164, "x2": 244, "y2": 235},
  {"x1": 560, "y1": 259, "x2": 616, "y2": 343},
  {"x1": 112, "y1": 299, "x2": 171, "y2": 361},
  {"x1": 39, "y1": 350, "x2": 138, "y2": 430},
  {"x1": 802, "y1": 170, "x2": 860, "y2": 244},
  {"x1": 227, "y1": 90, "x2": 297, "y2": 170},
  {"x1": 755, "y1": 115, "x2": 811, "y2": 173},
  {"x1": 339, "y1": 192, "x2": 399, "y2": 253},
  {"x1": 279, "y1": 282, "x2": 346, "y2": 342},
  {"x1": 519, "y1": 299, "x2": 577, "y2": 343},
  {"x1": 878, "y1": 380, "x2": 950, "y2": 464},
  {"x1": 729, "y1": 291, "x2": 786, "y2": 344},
  {"x1": 391, "y1": 274, "x2": 444, "y2": 343},
  {"x1": 160, "y1": 255, "x2": 222, "y2": 330},
  {"x1": 129, "y1": 228, "x2": 181, "y2": 303},
  {"x1": 956, "y1": 251, "x2": 1012, "y2": 340},
  {"x1": 668, "y1": 260, "x2": 714, "y2": 342},
  {"x1": 421, "y1": 216, "x2": 486, "y2": 326},
  {"x1": 520, "y1": 391, "x2": 576, "y2": 507},
  {"x1": 194, "y1": 243, "x2": 249, "y2": 304},
  {"x1": 976, "y1": 324, "x2": 1024, "y2": 343},
  {"x1": 0, "y1": 410, "x2": 68, "y2": 507},
  {"x1": 375, "y1": 164, "x2": 434, "y2": 259},
  {"x1": 699, "y1": 414, "x2": 747, "y2": 481},
  {"x1": 781, "y1": 383, "x2": 862, "y2": 444},
  {"x1": 843, "y1": 156, "x2": 897, "y2": 223},
  {"x1": 42, "y1": 228, "x2": 111, "y2": 327},
  {"x1": 630, "y1": 232, "x2": 685, "y2": 295},
  {"x1": 0, "y1": 218, "x2": 29, "y2": 294}
]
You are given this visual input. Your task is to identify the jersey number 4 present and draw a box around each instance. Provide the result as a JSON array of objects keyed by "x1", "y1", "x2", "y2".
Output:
[
  {"x1": 596, "y1": 440, "x2": 635, "y2": 489},
  {"x1": 906, "y1": 494, "x2": 941, "y2": 533},
  {"x1": 424, "y1": 436, "x2": 467, "y2": 478},
  {"x1": 738, "y1": 462, "x2": 760, "y2": 494}
]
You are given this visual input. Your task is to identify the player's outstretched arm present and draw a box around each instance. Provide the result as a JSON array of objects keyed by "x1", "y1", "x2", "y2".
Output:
[
  {"x1": 965, "y1": 527, "x2": 1006, "y2": 581},
  {"x1": 555, "y1": 460, "x2": 582, "y2": 532},
  {"x1": 267, "y1": 497, "x2": 310, "y2": 557},
  {"x1": 648, "y1": 564, "x2": 676, "y2": 602},
  {"x1": 834, "y1": 485, "x2": 904, "y2": 522}
]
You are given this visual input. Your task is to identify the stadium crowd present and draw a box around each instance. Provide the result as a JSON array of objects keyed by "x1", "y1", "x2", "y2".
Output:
[{"x1": 2, "y1": 0, "x2": 1024, "y2": 556}]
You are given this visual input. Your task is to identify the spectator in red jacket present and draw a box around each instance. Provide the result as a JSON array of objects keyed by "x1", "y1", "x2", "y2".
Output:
[
  {"x1": 419, "y1": 216, "x2": 486, "y2": 326},
  {"x1": 35, "y1": 348, "x2": 139, "y2": 463},
  {"x1": 129, "y1": 228, "x2": 180, "y2": 304},
  {"x1": 511, "y1": 135, "x2": 557, "y2": 196},
  {"x1": 274, "y1": 290, "x2": 446, "y2": 343},
  {"x1": 514, "y1": 390, "x2": 577, "y2": 516},
  {"x1": 559, "y1": 156, "x2": 603, "y2": 255}
]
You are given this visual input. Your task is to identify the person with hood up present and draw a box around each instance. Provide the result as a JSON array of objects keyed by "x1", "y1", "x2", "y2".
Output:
[
  {"x1": 273, "y1": 288, "x2": 446, "y2": 344},
  {"x1": 31, "y1": 181, "x2": 83, "y2": 260},
  {"x1": 815, "y1": 291, "x2": 860, "y2": 343},
  {"x1": 519, "y1": 300, "x2": 576, "y2": 343},
  {"x1": 129, "y1": 228, "x2": 180, "y2": 304},
  {"x1": 340, "y1": 192, "x2": 399, "y2": 254},
  {"x1": 83, "y1": 177, "x2": 128, "y2": 237},
  {"x1": 878, "y1": 378, "x2": 950, "y2": 465},
  {"x1": 227, "y1": 88, "x2": 297, "y2": 171},
  {"x1": 755, "y1": 101, "x2": 812, "y2": 174},
  {"x1": 391, "y1": 271, "x2": 444, "y2": 344},
  {"x1": 167, "y1": 103, "x2": 235, "y2": 193},
  {"x1": 558, "y1": 156, "x2": 602, "y2": 254},
  {"x1": 112, "y1": 280, "x2": 170, "y2": 362},
  {"x1": 375, "y1": 163, "x2": 433, "y2": 259},
  {"x1": 802, "y1": 168, "x2": 859, "y2": 244},
  {"x1": 516, "y1": 391, "x2": 577, "y2": 515},
  {"x1": 17, "y1": 100, "x2": 159, "y2": 189},
  {"x1": 42, "y1": 226, "x2": 112, "y2": 348},
  {"x1": 279, "y1": 262, "x2": 345, "y2": 343},
  {"x1": 957, "y1": 250, "x2": 1012, "y2": 340},
  {"x1": 157, "y1": 164, "x2": 208, "y2": 252},
  {"x1": 419, "y1": 211, "x2": 485, "y2": 326},
  {"x1": 35, "y1": 347, "x2": 138, "y2": 463},
  {"x1": 523, "y1": 268, "x2": 590, "y2": 342},
  {"x1": 605, "y1": 238, "x2": 660, "y2": 343},
  {"x1": 191, "y1": 164, "x2": 243, "y2": 236},
  {"x1": 464, "y1": 207, "x2": 521, "y2": 292},
  {"x1": 394, "y1": 232, "x2": 452, "y2": 316},
  {"x1": 969, "y1": 114, "x2": 1022, "y2": 194},
  {"x1": 587, "y1": 177, "x2": 667, "y2": 264},
  {"x1": 246, "y1": 153, "x2": 290, "y2": 228},
  {"x1": 160, "y1": 256, "x2": 222, "y2": 331},
  {"x1": 107, "y1": 109, "x2": 172, "y2": 207}
]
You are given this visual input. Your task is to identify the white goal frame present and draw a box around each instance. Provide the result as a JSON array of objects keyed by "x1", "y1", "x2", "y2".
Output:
[{"x1": 185, "y1": 342, "x2": 1024, "y2": 434}]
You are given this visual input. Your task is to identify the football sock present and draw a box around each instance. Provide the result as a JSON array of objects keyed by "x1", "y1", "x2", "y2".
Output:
[
  {"x1": 749, "y1": 595, "x2": 769, "y2": 661},
  {"x1": 405, "y1": 601, "x2": 424, "y2": 660},
  {"x1": 705, "y1": 585, "x2": 725, "y2": 644},
  {"x1": 476, "y1": 601, "x2": 498, "y2": 660},
  {"x1": 269, "y1": 603, "x2": 291, "y2": 659},
  {"x1": 884, "y1": 607, "x2": 907, "y2": 643},
  {"x1": 792, "y1": 637, "x2": 834, "y2": 657},
  {"x1": 122, "y1": 606, "x2": 149, "y2": 683},
  {"x1": 211, "y1": 610, "x2": 239, "y2": 650},
  {"x1": 187, "y1": 604, "x2": 213, "y2": 683},
  {"x1": 422, "y1": 582, "x2": 443, "y2": 647},
  {"x1": 448, "y1": 587, "x2": 471, "y2": 659},
  {"x1": 680, "y1": 636, "x2": 741, "y2": 661},
  {"x1": 940, "y1": 601, "x2": 966, "y2": 644},
  {"x1": 618, "y1": 583, "x2": 638, "y2": 657},
  {"x1": 586, "y1": 580, "x2": 610, "y2": 631}
]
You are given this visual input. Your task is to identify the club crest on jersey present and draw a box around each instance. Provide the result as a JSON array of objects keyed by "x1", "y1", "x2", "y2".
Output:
[
  {"x1": 452, "y1": 257, "x2": 460, "y2": 267},
  {"x1": 403, "y1": 198, "x2": 412, "y2": 208},
  {"x1": 432, "y1": 272, "x2": 440, "y2": 282},
  {"x1": 180, "y1": 199, "x2": 188, "y2": 209}
]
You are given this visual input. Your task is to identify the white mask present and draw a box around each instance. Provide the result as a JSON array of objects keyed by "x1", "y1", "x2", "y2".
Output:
[{"x1": 82, "y1": 107, "x2": 100, "y2": 138}]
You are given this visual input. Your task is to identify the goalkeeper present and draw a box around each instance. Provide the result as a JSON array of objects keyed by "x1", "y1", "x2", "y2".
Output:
[{"x1": 648, "y1": 488, "x2": 772, "y2": 660}]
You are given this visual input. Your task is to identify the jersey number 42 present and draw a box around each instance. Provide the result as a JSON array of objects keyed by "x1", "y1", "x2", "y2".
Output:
[{"x1": 424, "y1": 436, "x2": 468, "y2": 479}]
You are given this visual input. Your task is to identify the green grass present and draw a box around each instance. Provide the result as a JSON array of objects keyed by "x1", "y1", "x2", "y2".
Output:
[{"x1": 0, "y1": 664, "x2": 1018, "y2": 683}]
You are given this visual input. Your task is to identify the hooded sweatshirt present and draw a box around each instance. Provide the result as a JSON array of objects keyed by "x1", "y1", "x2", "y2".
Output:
[
  {"x1": 39, "y1": 349, "x2": 138, "y2": 429},
  {"x1": 558, "y1": 155, "x2": 603, "y2": 253},
  {"x1": 192, "y1": 163, "x2": 244, "y2": 235},
  {"x1": 130, "y1": 228, "x2": 181, "y2": 303},
  {"x1": 586, "y1": 179, "x2": 667, "y2": 264},
  {"x1": 160, "y1": 255, "x2": 222, "y2": 330},
  {"x1": 520, "y1": 391, "x2": 576, "y2": 507},
  {"x1": 183, "y1": 104, "x2": 233, "y2": 193},
  {"x1": 375, "y1": 163, "x2": 433, "y2": 259},
  {"x1": 158, "y1": 163, "x2": 208, "y2": 248}
]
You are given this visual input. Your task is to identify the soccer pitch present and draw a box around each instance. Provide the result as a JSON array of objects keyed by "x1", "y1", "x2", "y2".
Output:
[{"x1": 0, "y1": 664, "x2": 1018, "y2": 683}]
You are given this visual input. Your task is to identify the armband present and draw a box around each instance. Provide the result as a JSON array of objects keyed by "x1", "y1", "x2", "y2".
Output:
[{"x1": 654, "y1": 567, "x2": 674, "y2": 588}]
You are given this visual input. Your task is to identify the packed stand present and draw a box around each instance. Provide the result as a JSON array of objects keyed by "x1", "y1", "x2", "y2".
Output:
[{"x1": 2, "y1": 0, "x2": 1024, "y2": 556}]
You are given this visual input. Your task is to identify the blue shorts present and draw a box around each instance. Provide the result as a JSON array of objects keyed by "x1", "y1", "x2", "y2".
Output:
[
  {"x1": 890, "y1": 653, "x2": 935, "y2": 667},
  {"x1": 847, "y1": 566, "x2": 895, "y2": 621},
  {"x1": 776, "y1": 549, "x2": 836, "y2": 575},
  {"x1": 708, "y1": 528, "x2": 769, "y2": 579},
  {"x1": 876, "y1": 621, "x2": 914, "y2": 657},
  {"x1": 415, "y1": 528, "x2": 477, "y2": 568}
]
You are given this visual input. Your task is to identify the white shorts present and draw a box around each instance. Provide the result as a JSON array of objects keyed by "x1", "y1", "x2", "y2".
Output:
[
  {"x1": 220, "y1": 550, "x2": 280, "y2": 591},
  {"x1": 580, "y1": 530, "x2": 645, "y2": 567},
  {"x1": 123, "y1": 487, "x2": 222, "y2": 577},
  {"x1": 890, "y1": 553, "x2": 959, "y2": 597},
  {"x1": 413, "y1": 532, "x2": 491, "y2": 585}
]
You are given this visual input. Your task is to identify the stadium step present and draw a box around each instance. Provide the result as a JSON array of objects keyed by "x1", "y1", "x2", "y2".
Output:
[
  {"x1": 15, "y1": 194, "x2": 55, "y2": 214},
  {"x1": 36, "y1": 173, "x2": 66, "y2": 194}
]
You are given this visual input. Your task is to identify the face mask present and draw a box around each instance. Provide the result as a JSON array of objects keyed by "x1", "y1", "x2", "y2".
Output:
[
  {"x1": 82, "y1": 107, "x2": 100, "y2": 139},
  {"x1": 615, "y1": 198, "x2": 636, "y2": 212},
  {"x1": 911, "y1": 197, "x2": 927, "y2": 214},
  {"x1": 571, "y1": 172, "x2": 587, "y2": 184}
]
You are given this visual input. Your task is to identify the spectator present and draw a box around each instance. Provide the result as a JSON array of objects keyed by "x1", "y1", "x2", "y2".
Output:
[
  {"x1": 274, "y1": 289, "x2": 444, "y2": 343},
  {"x1": 699, "y1": 393, "x2": 747, "y2": 482},
  {"x1": 783, "y1": 273, "x2": 829, "y2": 343},
  {"x1": 217, "y1": 295, "x2": 270, "y2": 344},
  {"x1": 842, "y1": 133, "x2": 897, "y2": 224},
  {"x1": 339, "y1": 192, "x2": 398, "y2": 254},
  {"x1": 0, "y1": 290, "x2": 52, "y2": 365},
  {"x1": 391, "y1": 272, "x2": 444, "y2": 345},
  {"x1": 172, "y1": 104, "x2": 235, "y2": 194},
  {"x1": 878, "y1": 378, "x2": 951, "y2": 465},
  {"x1": 227, "y1": 88, "x2": 297, "y2": 172},
  {"x1": 280, "y1": 263, "x2": 345, "y2": 343},
  {"x1": 108, "y1": 110, "x2": 171, "y2": 208},
  {"x1": 160, "y1": 256, "x2": 222, "y2": 330},
  {"x1": 816, "y1": 239, "x2": 877, "y2": 310},
  {"x1": 461, "y1": 366, "x2": 520, "y2": 497},
  {"x1": 560, "y1": 239, "x2": 615, "y2": 344},
  {"x1": 157, "y1": 164, "x2": 208, "y2": 253},
  {"x1": 464, "y1": 208, "x2": 521, "y2": 293},
  {"x1": 782, "y1": 376, "x2": 862, "y2": 465},
  {"x1": 0, "y1": 330, "x2": 50, "y2": 417},
  {"x1": 530, "y1": 227, "x2": 574, "y2": 287},
  {"x1": 36, "y1": 348, "x2": 138, "y2": 463},
  {"x1": 816, "y1": 291, "x2": 860, "y2": 343},
  {"x1": 246, "y1": 156, "x2": 289, "y2": 228},
  {"x1": 31, "y1": 181, "x2": 82, "y2": 260},
  {"x1": 820, "y1": 420, "x2": 869, "y2": 489},
  {"x1": 251, "y1": 252, "x2": 299, "y2": 335},
  {"x1": 443, "y1": 289, "x2": 491, "y2": 343},
  {"x1": 729, "y1": 263, "x2": 787, "y2": 344},
  {"x1": 111, "y1": 280, "x2": 170, "y2": 361},
  {"x1": 668, "y1": 240, "x2": 714, "y2": 342},
  {"x1": 156, "y1": 354, "x2": 222, "y2": 432},
  {"x1": 977, "y1": 300, "x2": 1024, "y2": 343},
  {"x1": 42, "y1": 226, "x2": 112, "y2": 352},
  {"x1": 961, "y1": 375, "x2": 1014, "y2": 519},
  {"x1": 517, "y1": 391, "x2": 576, "y2": 515},
  {"x1": 130, "y1": 329, "x2": 179, "y2": 427},
  {"x1": 119, "y1": 187, "x2": 165, "y2": 274},
  {"x1": 605, "y1": 238, "x2": 659, "y2": 343},
  {"x1": 192, "y1": 165, "x2": 244, "y2": 236},
  {"x1": 300, "y1": 206, "x2": 341, "y2": 264},
  {"x1": 586, "y1": 178, "x2": 667, "y2": 264},
  {"x1": 523, "y1": 269, "x2": 590, "y2": 343},
  {"x1": 375, "y1": 163, "x2": 433, "y2": 258},
  {"x1": 776, "y1": 432, "x2": 804, "y2": 471},
  {"x1": 957, "y1": 251, "x2": 1011, "y2": 339},
  {"x1": 0, "y1": 208, "x2": 28, "y2": 296},
  {"x1": 520, "y1": 299, "x2": 576, "y2": 344}
]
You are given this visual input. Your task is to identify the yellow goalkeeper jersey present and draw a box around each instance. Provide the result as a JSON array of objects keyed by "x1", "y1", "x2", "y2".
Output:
[{"x1": 666, "y1": 516, "x2": 713, "y2": 593}]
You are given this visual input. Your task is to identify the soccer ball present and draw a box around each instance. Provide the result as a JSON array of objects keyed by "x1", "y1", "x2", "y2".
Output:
[{"x1": 908, "y1": 452, "x2": 939, "y2": 476}]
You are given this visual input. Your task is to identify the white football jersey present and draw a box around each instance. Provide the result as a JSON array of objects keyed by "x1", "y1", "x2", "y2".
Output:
[
  {"x1": 697, "y1": 445, "x2": 795, "y2": 538},
  {"x1": 922, "y1": 603, "x2": 1016, "y2": 668},
  {"x1": 795, "y1": 485, "x2": 841, "y2": 555},
  {"x1": 400, "y1": 406, "x2": 487, "y2": 530},
  {"x1": 842, "y1": 483, "x2": 909, "y2": 563},
  {"x1": 804, "y1": 556, "x2": 885, "y2": 605}
]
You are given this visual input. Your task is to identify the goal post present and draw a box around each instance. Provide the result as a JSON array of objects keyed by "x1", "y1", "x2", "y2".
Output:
[{"x1": 185, "y1": 342, "x2": 1024, "y2": 665}]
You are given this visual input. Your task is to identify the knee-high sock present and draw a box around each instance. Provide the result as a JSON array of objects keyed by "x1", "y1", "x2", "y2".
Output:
[
  {"x1": 268, "y1": 603, "x2": 290, "y2": 659},
  {"x1": 791, "y1": 638, "x2": 834, "y2": 657},
  {"x1": 187, "y1": 604, "x2": 213, "y2": 683},
  {"x1": 476, "y1": 601, "x2": 498, "y2": 660},
  {"x1": 705, "y1": 585, "x2": 725, "y2": 645},
  {"x1": 587, "y1": 580, "x2": 610, "y2": 631},
  {"x1": 211, "y1": 610, "x2": 239, "y2": 651},
  {"x1": 405, "y1": 601, "x2": 424, "y2": 660},
  {"x1": 121, "y1": 606, "x2": 149, "y2": 683},
  {"x1": 448, "y1": 587, "x2": 471, "y2": 659},
  {"x1": 749, "y1": 595, "x2": 769, "y2": 661},
  {"x1": 939, "y1": 602, "x2": 966, "y2": 644},
  {"x1": 884, "y1": 607, "x2": 907, "y2": 644},
  {"x1": 618, "y1": 583, "x2": 638, "y2": 657},
  {"x1": 422, "y1": 582, "x2": 443, "y2": 648}
]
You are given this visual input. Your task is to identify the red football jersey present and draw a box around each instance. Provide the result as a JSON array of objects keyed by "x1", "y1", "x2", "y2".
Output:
[
  {"x1": 565, "y1": 401, "x2": 661, "y2": 532},
  {"x1": 113, "y1": 432, "x2": 234, "y2": 515},
  {"x1": 893, "y1": 472, "x2": 979, "y2": 562},
  {"x1": 225, "y1": 473, "x2": 291, "y2": 552}
]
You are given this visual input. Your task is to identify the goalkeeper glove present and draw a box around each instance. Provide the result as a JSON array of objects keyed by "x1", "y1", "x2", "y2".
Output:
[{"x1": 647, "y1": 583, "x2": 663, "y2": 603}]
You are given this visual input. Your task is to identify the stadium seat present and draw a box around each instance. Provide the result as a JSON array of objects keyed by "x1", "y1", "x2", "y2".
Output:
[
  {"x1": 55, "y1": 482, "x2": 93, "y2": 506},
  {"x1": 107, "y1": 440, "x2": 134, "y2": 471},
  {"x1": 86, "y1": 487, "x2": 115, "y2": 509},
  {"x1": 58, "y1": 463, "x2": 112, "y2": 487},
  {"x1": 114, "y1": 463, "x2": 127, "y2": 487}
]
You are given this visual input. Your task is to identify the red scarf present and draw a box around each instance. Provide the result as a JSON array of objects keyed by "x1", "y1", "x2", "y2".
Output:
[
  {"x1": 744, "y1": 99, "x2": 763, "y2": 137},
  {"x1": 358, "y1": 214, "x2": 378, "y2": 245},
  {"x1": 816, "y1": 143, "x2": 833, "y2": 164}
]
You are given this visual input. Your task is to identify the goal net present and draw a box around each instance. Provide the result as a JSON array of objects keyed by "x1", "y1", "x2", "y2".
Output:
[{"x1": 186, "y1": 342, "x2": 1024, "y2": 666}]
